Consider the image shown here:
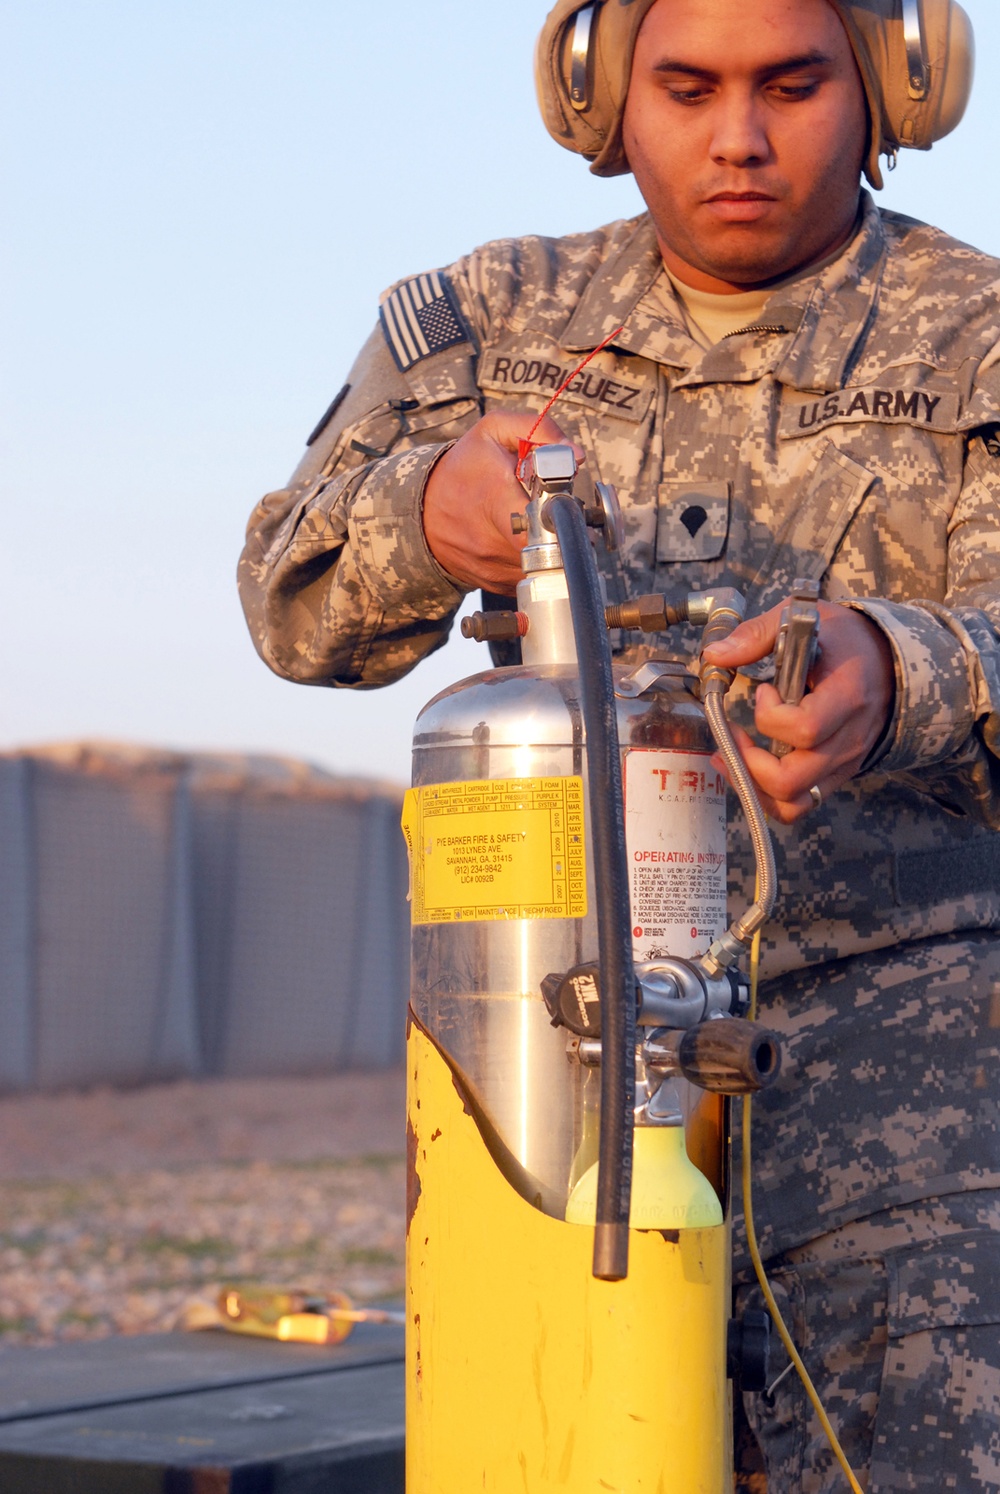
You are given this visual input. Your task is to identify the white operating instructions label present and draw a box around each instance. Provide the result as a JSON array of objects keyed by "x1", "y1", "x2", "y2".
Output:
[{"x1": 624, "y1": 748, "x2": 727, "y2": 961}]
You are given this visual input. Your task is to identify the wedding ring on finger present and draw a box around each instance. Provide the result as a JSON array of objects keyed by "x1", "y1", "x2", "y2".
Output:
[{"x1": 808, "y1": 784, "x2": 823, "y2": 810}]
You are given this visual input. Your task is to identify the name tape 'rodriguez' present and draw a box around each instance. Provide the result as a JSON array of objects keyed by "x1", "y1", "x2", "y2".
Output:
[{"x1": 478, "y1": 352, "x2": 653, "y2": 424}]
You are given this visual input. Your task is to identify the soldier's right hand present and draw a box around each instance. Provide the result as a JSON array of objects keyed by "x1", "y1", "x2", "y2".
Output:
[{"x1": 422, "y1": 411, "x2": 584, "y2": 593}]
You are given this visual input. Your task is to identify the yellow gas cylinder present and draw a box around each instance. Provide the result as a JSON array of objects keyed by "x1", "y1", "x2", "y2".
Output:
[{"x1": 565, "y1": 1115, "x2": 724, "y2": 1232}]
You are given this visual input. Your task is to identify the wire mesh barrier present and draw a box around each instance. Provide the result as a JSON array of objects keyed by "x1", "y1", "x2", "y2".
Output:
[{"x1": 0, "y1": 744, "x2": 409, "y2": 1092}]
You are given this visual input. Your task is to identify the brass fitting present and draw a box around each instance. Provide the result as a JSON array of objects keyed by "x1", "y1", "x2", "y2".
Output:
[
  {"x1": 460, "y1": 610, "x2": 529, "y2": 644},
  {"x1": 604, "y1": 594, "x2": 689, "y2": 632}
]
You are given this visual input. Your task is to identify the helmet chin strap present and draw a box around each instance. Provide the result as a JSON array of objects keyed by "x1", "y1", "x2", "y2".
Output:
[{"x1": 902, "y1": 0, "x2": 930, "y2": 98}]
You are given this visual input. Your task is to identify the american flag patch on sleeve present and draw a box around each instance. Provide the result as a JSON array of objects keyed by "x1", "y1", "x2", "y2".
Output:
[{"x1": 379, "y1": 271, "x2": 472, "y2": 372}]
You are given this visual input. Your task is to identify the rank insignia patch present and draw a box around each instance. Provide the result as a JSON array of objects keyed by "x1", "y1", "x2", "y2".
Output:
[
  {"x1": 656, "y1": 482, "x2": 731, "y2": 563},
  {"x1": 379, "y1": 271, "x2": 472, "y2": 372}
]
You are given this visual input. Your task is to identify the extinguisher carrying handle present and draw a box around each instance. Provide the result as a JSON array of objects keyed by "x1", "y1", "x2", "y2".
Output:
[{"x1": 544, "y1": 490, "x2": 636, "y2": 1284}]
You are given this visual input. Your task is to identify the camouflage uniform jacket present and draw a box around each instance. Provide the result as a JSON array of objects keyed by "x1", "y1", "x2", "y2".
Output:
[{"x1": 239, "y1": 193, "x2": 1000, "y2": 984}]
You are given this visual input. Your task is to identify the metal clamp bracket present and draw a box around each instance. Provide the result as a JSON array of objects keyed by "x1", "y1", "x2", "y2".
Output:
[
  {"x1": 902, "y1": 0, "x2": 929, "y2": 99},
  {"x1": 569, "y1": 4, "x2": 597, "y2": 110}
]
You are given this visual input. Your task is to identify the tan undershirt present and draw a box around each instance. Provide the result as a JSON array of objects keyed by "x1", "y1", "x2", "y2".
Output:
[
  {"x1": 665, "y1": 275, "x2": 772, "y2": 348},
  {"x1": 661, "y1": 239, "x2": 851, "y2": 349}
]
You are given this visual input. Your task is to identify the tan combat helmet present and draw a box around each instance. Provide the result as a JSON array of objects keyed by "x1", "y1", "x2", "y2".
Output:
[{"x1": 535, "y1": 0, "x2": 975, "y2": 189}]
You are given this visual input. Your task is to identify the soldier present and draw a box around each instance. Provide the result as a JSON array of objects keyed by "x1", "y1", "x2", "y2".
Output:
[{"x1": 239, "y1": 1, "x2": 1000, "y2": 1488}]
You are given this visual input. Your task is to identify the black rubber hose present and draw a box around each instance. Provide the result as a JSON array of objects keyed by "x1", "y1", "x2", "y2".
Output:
[{"x1": 545, "y1": 494, "x2": 635, "y2": 1282}]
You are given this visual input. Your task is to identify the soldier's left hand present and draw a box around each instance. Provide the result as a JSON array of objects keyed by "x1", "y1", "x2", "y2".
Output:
[{"x1": 701, "y1": 600, "x2": 896, "y2": 824}]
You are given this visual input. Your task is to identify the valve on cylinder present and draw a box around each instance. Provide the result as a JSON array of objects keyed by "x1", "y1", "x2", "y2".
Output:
[{"x1": 542, "y1": 954, "x2": 782, "y2": 1230}]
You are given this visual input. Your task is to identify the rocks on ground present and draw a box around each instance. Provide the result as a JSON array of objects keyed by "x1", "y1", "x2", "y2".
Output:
[{"x1": 0, "y1": 1070, "x2": 405, "y2": 1346}]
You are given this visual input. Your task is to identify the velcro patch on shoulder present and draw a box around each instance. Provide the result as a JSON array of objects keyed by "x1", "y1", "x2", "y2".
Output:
[
  {"x1": 379, "y1": 272, "x2": 472, "y2": 373},
  {"x1": 305, "y1": 383, "x2": 350, "y2": 447}
]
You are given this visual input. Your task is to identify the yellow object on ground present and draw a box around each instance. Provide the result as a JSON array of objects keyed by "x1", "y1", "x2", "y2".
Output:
[
  {"x1": 407, "y1": 1021, "x2": 731, "y2": 1493},
  {"x1": 180, "y1": 1301, "x2": 341, "y2": 1343},
  {"x1": 180, "y1": 1284, "x2": 404, "y2": 1344}
]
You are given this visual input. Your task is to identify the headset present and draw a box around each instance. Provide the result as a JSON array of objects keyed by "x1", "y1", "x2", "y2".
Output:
[{"x1": 535, "y1": 0, "x2": 975, "y2": 188}]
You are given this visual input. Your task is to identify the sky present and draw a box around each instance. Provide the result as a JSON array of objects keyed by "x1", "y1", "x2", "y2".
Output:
[{"x1": 3, "y1": 1, "x2": 999, "y2": 787}]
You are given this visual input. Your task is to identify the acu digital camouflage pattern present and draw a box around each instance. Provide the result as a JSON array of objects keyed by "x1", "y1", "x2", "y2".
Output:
[
  {"x1": 727, "y1": 932, "x2": 1000, "y2": 1489},
  {"x1": 736, "y1": 932, "x2": 1000, "y2": 1257},
  {"x1": 734, "y1": 1183, "x2": 1000, "y2": 1491}
]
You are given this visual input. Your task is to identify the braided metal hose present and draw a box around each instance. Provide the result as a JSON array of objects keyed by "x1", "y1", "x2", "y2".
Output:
[{"x1": 701, "y1": 683, "x2": 777, "y2": 972}]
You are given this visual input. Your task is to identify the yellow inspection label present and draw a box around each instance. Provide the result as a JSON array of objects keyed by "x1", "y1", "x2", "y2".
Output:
[{"x1": 401, "y1": 777, "x2": 587, "y2": 924}]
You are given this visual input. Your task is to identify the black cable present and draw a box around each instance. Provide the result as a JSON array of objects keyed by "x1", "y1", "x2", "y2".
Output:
[{"x1": 545, "y1": 494, "x2": 635, "y2": 1281}]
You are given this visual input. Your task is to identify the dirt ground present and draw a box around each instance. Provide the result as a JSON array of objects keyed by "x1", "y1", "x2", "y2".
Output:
[{"x1": 0, "y1": 1070, "x2": 406, "y2": 1345}]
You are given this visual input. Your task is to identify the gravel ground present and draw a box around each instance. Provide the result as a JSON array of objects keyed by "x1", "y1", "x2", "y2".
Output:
[{"x1": 0, "y1": 1070, "x2": 405, "y2": 1346}]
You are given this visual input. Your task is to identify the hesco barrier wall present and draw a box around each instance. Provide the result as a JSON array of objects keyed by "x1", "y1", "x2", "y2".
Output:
[{"x1": 0, "y1": 744, "x2": 410, "y2": 1093}]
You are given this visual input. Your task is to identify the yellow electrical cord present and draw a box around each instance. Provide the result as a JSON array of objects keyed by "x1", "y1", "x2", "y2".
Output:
[{"x1": 742, "y1": 923, "x2": 866, "y2": 1494}]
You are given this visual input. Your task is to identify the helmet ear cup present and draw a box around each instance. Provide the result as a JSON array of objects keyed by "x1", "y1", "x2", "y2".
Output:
[
  {"x1": 534, "y1": 0, "x2": 658, "y2": 177},
  {"x1": 534, "y1": 2, "x2": 598, "y2": 158},
  {"x1": 831, "y1": 0, "x2": 975, "y2": 187},
  {"x1": 883, "y1": 0, "x2": 975, "y2": 151}
]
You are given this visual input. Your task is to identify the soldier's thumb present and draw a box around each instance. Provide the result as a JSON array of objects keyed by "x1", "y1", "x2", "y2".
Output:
[{"x1": 702, "y1": 606, "x2": 781, "y2": 665}]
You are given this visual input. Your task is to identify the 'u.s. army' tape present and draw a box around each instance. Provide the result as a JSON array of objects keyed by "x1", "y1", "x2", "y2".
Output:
[{"x1": 379, "y1": 271, "x2": 472, "y2": 373}]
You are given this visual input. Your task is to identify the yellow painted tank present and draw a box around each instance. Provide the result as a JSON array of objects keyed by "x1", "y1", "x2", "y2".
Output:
[{"x1": 407, "y1": 1019, "x2": 730, "y2": 1492}]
